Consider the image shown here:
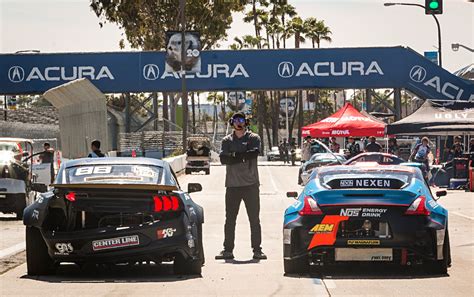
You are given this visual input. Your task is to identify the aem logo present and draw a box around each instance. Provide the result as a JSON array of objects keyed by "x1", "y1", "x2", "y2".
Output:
[
  {"x1": 409, "y1": 65, "x2": 426, "y2": 83},
  {"x1": 8, "y1": 66, "x2": 25, "y2": 83},
  {"x1": 278, "y1": 62, "x2": 295, "y2": 78},
  {"x1": 143, "y1": 64, "x2": 160, "y2": 80}
]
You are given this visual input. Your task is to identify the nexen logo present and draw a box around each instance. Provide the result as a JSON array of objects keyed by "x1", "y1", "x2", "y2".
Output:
[
  {"x1": 7, "y1": 66, "x2": 115, "y2": 83},
  {"x1": 277, "y1": 61, "x2": 384, "y2": 78}
]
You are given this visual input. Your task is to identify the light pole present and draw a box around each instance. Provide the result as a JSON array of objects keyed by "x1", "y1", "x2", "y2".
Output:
[
  {"x1": 180, "y1": 0, "x2": 188, "y2": 152},
  {"x1": 384, "y1": 2, "x2": 442, "y2": 67},
  {"x1": 451, "y1": 43, "x2": 474, "y2": 53}
]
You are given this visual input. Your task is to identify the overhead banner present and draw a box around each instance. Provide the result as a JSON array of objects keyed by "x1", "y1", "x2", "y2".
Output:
[{"x1": 1, "y1": 46, "x2": 473, "y2": 101}]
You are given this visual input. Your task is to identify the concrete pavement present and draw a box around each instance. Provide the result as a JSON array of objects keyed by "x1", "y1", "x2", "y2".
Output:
[{"x1": 0, "y1": 164, "x2": 473, "y2": 296}]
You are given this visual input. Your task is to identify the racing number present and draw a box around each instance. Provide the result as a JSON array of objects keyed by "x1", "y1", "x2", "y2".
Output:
[{"x1": 75, "y1": 166, "x2": 112, "y2": 176}]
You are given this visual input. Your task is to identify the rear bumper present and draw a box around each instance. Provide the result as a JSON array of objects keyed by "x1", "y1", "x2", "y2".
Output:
[
  {"x1": 284, "y1": 215, "x2": 444, "y2": 263},
  {"x1": 41, "y1": 215, "x2": 198, "y2": 264}
]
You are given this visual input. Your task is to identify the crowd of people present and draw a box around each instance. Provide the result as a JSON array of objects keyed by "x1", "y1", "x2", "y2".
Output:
[{"x1": 299, "y1": 135, "x2": 474, "y2": 172}]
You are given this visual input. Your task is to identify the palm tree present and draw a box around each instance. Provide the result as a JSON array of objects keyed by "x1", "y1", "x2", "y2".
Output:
[
  {"x1": 305, "y1": 19, "x2": 332, "y2": 48},
  {"x1": 273, "y1": 2, "x2": 296, "y2": 48}
]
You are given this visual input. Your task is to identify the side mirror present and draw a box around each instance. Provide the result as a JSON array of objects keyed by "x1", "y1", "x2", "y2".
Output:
[
  {"x1": 188, "y1": 183, "x2": 202, "y2": 194},
  {"x1": 32, "y1": 183, "x2": 48, "y2": 193},
  {"x1": 435, "y1": 190, "x2": 447, "y2": 199},
  {"x1": 286, "y1": 191, "x2": 298, "y2": 199}
]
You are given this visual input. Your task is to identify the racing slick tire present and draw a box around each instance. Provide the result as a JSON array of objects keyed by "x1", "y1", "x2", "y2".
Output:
[
  {"x1": 16, "y1": 211, "x2": 23, "y2": 220},
  {"x1": 205, "y1": 169, "x2": 210, "y2": 175},
  {"x1": 174, "y1": 224, "x2": 204, "y2": 275},
  {"x1": 26, "y1": 226, "x2": 55, "y2": 276},
  {"x1": 185, "y1": 168, "x2": 191, "y2": 175},
  {"x1": 426, "y1": 228, "x2": 451, "y2": 274},
  {"x1": 284, "y1": 256, "x2": 309, "y2": 274}
]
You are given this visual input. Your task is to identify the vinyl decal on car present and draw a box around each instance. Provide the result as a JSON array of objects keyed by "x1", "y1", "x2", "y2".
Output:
[
  {"x1": 92, "y1": 235, "x2": 140, "y2": 251},
  {"x1": 308, "y1": 215, "x2": 348, "y2": 250}
]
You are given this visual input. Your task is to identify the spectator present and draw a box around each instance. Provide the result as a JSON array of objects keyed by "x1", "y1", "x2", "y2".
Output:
[
  {"x1": 329, "y1": 137, "x2": 340, "y2": 153},
  {"x1": 88, "y1": 140, "x2": 105, "y2": 158},
  {"x1": 387, "y1": 138, "x2": 399, "y2": 156},
  {"x1": 410, "y1": 136, "x2": 431, "y2": 176},
  {"x1": 364, "y1": 136, "x2": 382, "y2": 153},
  {"x1": 346, "y1": 136, "x2": 361, "y2": 159},
  {"x1": 279, "y1": 138, "x2": 289, "y2": 164},
  {"x1": 39, "y1": 142, "x2": 54, "y2": 164},
  {"x1": 301, "y1": 136, "x2": 312, "y2": 163}
]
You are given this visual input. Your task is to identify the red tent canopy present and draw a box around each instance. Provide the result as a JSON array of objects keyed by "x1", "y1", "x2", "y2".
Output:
[{"x1": 301, "y1": 103, "x2": 385, "y2": 138}]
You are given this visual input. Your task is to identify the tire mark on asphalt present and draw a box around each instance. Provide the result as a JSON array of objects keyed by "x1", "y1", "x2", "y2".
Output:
[{"x1": 452, "y1": 211, "x2": 474, "y2": 221}]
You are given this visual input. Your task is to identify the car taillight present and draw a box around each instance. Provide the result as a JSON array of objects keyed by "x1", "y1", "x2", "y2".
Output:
[
  {"x1": 299, "y1": 195, "x2": 323, "y2": 216},
  {"x1": 405, "y1": 196, "x2": 430, "y2": 216},
  {"x1": 65, "y1": 192, "x2": 76, "y2": 202},
  {"x1": 153, "y1": 195, "x2": 180, "y2": 212}
]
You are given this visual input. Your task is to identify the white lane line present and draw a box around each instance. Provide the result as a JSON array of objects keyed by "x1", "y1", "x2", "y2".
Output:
[
  {"x1": 264, "y1": 165, "x2": 280, "y2": 193},
  {"x1": 323, "y1": 279, "x2": 337, "y2": 289},
  {"x1": 452, "y1": 211, "x2": 474, "y2": 221},
  {"x1": 0, "y1": 242, "x2": 25, "y2": 259}
]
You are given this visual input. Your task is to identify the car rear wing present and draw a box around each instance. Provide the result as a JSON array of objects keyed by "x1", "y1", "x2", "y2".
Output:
[{"x1": 52, "y1": 183, "x2": 178, "y2": 191}]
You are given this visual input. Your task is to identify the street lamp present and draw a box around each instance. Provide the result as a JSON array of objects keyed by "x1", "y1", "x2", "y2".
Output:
[
  {"x1": 384, "y1": 2, "x2": 443, "y2": 67},
  {"x1": 451, "y1": 43, "x2": 474, "y2": 53}
]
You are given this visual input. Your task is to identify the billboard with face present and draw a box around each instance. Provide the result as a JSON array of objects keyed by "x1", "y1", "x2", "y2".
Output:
[{"x1": 165, "y1": 31, "x2": 201, "y2": 73}]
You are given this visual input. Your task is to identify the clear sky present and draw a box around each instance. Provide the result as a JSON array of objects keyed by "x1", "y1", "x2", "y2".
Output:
[{"x1": 0, "y1": 0, "x2": 472, "y2": 72}]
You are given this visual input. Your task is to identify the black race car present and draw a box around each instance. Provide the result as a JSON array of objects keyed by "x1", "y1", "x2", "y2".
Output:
[{"x1": 23, "y1": 157, "x2": 204, "y2": 275}]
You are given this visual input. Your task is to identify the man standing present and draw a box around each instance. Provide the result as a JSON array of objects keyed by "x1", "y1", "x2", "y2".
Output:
[
  {"x1": 88, "y1": 140, "x2": 105, "y2": 158},
  {"x1": 329, "y1": 137, "x2": 340, "y2": 153},
  {"x1": 280, "y1": 139, "x2": 289, "y2": 164},
  {"x1": 216, "y1": 112, "x2": 267, "y2": 260},
  {"x1": 346, "y1": 136, "x2": 361, "y2": 159},
  {"x1": 301, "y1": 136, "x2": 312, "y2": 163},
  {"x1": 364, "y1": 136, "x2": 382, "y2": 153}
]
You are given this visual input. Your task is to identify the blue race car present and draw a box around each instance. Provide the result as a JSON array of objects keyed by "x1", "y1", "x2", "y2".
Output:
[{"x1": 283, "y1": 164, "x2": 450, "y2": 274}]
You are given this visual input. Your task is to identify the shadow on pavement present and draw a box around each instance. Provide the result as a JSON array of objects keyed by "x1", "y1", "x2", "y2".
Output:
[
  {"x1": 285, "y1": 264, "x2": 449, "y2": 280},
  {"x1": 20, "y1": 262, "x2": 201, "y2": 283},
  {"x1": 222, "y1": 258, "x2": 260, "y2": 265}
]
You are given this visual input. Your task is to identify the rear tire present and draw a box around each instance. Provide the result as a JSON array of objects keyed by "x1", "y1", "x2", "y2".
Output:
[
  {"x1": 427, "y1": 228, "x2": 450, "y2": 274},
  {"x1": 26, "y1": 226, "x2": 55, "y2": 276},
  {"x1": 174, "y1": 254, "x2": 202, "y2": 275},
  {"x1": 284, "y1": 256, "x2": 309, "y2": 274},
  {"x1": 16, "y1": 211, "x2": 23, "y2": 220}
]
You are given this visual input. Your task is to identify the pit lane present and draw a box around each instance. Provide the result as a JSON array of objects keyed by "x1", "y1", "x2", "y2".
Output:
[{"x1": 0, "y1": 164, "x2": 472, "y2": 296}]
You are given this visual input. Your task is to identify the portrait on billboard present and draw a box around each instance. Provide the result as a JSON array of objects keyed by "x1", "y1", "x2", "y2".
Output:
[
  {"x1": 165, "y1": 31, "x2": 201, "y2": 73},
  {"x1": 227, "y1": 91, "x2": 246, "y2": 111}
]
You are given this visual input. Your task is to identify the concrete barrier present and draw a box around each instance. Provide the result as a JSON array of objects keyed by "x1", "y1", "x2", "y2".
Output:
[{"x1": 164, "y1": 154, "x2": 187, "y2": 173}]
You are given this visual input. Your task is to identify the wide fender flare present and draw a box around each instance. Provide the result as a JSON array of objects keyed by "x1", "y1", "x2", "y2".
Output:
[{"x1": 23, "y1": 191, "x2": 55, "y2": 227}]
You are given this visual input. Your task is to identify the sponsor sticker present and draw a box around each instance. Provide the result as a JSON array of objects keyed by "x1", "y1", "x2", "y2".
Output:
[
  {"x1": 55, "y1": 242, "x2": 74, "y2": 255},
  {"x1": 157, "y1": 228, "x2": 177, "y2": 239},
  {"x1": 340, "y1": 208, "x2": 387, "y2": 218},
  {"x1": 92, "y1": 235, "x2": 140, "y2": 251},
  {"x1": 310, "y1": 224, "x2": 335, "y2": 233},
  {"x1": 347, "y1": 240, "x2": 380, "y2": 245},
  {"x1": 0, "y1": 194, "x2": 6, "y2": 199}
]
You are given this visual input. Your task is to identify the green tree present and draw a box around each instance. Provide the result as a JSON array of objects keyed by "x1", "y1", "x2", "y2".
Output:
[
  {"x1": 304, "y1": 18, "x2": 332, "y2": 48},
  {"x1": 90, "y1": 0, "x2": 244, "y2": 135}
]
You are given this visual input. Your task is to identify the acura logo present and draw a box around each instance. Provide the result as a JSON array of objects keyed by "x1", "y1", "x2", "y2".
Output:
[
  {"x1": 143, "y1": 64, "x2": 160, "y2": 80},
  {"x1": 8, "y1": 66, "x2": 25, "y2": 83},
  {"x1": 409, "y1": 65, "x2": 426, "y2": 83},
  {"x1": 278, "y1": 62, "x2": 294, "y2": 78}
]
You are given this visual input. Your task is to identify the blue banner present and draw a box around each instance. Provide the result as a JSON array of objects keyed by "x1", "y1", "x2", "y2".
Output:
[{"x1": 1, "y1": 46, "x2": 472, "y2": 101}]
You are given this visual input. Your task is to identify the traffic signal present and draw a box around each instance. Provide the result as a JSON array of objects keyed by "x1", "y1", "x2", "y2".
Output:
[{"x1": 425, "y1": 0, "x2": 443, "y2": 15}]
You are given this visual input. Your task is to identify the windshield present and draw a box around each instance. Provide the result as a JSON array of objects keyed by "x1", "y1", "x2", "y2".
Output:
[
  {"x1": 311, "y1": 153, "x2": 344, "y2": 162},
  {"x1": 65, "y1": 164, "x2": 164, "y2": 185}
]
